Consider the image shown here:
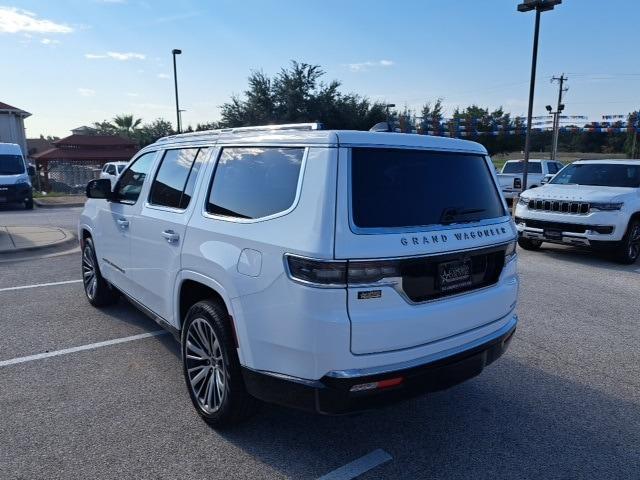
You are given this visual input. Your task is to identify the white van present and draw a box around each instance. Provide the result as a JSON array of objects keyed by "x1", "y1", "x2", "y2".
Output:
[
  {"x1": 0, "y1": 143, "x2": 34, "y2": 209},
  {"x1": 80, "y1": 124, "x2": 519, "y2": 427}
]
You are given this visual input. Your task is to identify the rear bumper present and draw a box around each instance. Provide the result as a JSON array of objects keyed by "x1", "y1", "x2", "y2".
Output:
[{"x1": 242, "y1": 315, "x2": 517, "y2": 414}]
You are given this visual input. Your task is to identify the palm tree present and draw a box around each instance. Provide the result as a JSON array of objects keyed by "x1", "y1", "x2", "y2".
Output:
[{"x1": 110, "y1": 114, "x2": 142, "y2": 136}]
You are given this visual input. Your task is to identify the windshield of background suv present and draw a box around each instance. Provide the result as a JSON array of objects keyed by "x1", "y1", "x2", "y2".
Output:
[
  {"x1": 117, "y1": 164, "x2": 126, "y2": 173},
  {"x1": 502, "y1": 161, "x2": 542, "y2": 174},
  {"x1": 550, "y1": 163, "x2": 640, "y2": 188},
  {"x1": 0, "y1": 154, "x2": 25, "y2": 175},
  {"x1": 351, "y1": 148, "x2": 506, "y2": 229}
]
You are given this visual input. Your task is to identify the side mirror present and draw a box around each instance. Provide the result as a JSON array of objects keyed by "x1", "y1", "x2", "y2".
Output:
[
  {"x1": 27, "y1": 165, "x2": 36, "y2": 176},
  {"x1": 86, "y1": 179, "x2": 113, "y2": 200}
]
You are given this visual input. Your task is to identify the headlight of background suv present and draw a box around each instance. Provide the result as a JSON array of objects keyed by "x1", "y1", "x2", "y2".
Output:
[
  {"x1": 517, "y1": 196, "x2": 530, "y2": 207},
  {"x1": 589, "y1": 202, "x2": 623, "y2": 212}
]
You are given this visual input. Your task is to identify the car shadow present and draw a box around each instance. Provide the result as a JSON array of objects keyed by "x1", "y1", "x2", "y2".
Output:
[
  {"x1": 217, "y1": 354, "x2": 639, "y2": 479},
  {"x1": 525, "y1": 242, "x2": 639, "y2": 273}
]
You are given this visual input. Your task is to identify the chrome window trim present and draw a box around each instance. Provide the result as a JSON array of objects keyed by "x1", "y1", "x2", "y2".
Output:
[
  {"x1": 201, "y1": 146, "x2": 309, "y2": 224},
  {"x1": 346, "y1": 147, "x2": 510, "y2": 235},
  {"x1": 326, "y1": 314, "x2": 518, "y2": 377}
]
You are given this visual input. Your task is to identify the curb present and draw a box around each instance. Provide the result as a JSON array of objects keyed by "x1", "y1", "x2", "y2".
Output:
[
  {"x1": 33, "y1": 198, "x2": 86, "y2": 209},
  {"x1": 0, "y1": 227, "x2": 78, "y2": 256}
]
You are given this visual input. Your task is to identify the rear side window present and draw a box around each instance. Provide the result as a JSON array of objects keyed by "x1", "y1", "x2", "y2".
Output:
[
  {"x1": 503, "y1": 161, "x2": 542, "y2": 174},
  {"x1": 149, "y1": 148, "x2": 206, "y2": 209},
  {"x1": 547, "y1": 163, "x2": 558, "y2": 174},
  {"x1": 206, "y1": 147, "x2": 304, "y2": 220},
  {"x1": 351, "y1": 148, "x2": 506, "y2": 229}
]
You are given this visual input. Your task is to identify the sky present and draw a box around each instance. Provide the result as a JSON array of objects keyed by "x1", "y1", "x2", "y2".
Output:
[{"x1": 1, "y1": 0, "x2": 639, "y2": 138}]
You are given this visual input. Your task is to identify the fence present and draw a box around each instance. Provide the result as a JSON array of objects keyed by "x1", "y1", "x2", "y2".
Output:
[{"x1": 35, "y1": 160, "x2": 102, "y2": 194}]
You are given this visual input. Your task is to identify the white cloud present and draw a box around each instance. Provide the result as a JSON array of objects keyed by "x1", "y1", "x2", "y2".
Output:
[
  {"x1": 346, "y1": 59, "x2": 395, "y2": 73},
  {"x1": 78, "y1": 88, "x2": 96, "y2": 97},
  {"x1": 41, "y1": 38, "x2": 60, "y2": 45},
  {"x1": 157, "y1": 73, "x2": 170, "y2": 79},
  {"x1": 0, "y1": 7, "x2": 73, "y2": 34},
  {"x1": 85, "y1": 51, "x2": 145, "y2": 60}
]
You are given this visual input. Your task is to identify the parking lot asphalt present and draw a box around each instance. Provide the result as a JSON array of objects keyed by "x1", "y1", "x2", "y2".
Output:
[{"x1": 0, "y1": 207, "x2": 639, "y2": 479}]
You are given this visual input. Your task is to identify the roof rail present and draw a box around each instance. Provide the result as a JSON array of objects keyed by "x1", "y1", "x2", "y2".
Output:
[{"x1": 156, "y1": 122, "x2": 323, "y2": 144}]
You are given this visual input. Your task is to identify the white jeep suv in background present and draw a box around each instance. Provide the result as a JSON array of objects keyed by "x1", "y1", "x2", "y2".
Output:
[
  {"x1": 515, "y1": 160, "x2": 640, "y2": 264},
  {"x1": 79, "y1": 124, "x2": 519, "y2": 427}
]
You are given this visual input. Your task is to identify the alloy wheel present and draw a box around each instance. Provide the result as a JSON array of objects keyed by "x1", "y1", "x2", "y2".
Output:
[
  {"x1": 629, "y1": 224, "x2": 640, "y2": 260},
  {"x1": 82, "y1": 245, "x2": 97, "y2": 300},
  {"x1": 185, "y1": 318, "x2": 226, "y2": 413}
]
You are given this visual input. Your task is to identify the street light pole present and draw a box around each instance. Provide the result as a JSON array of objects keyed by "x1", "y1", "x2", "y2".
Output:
[
  {"x1": 172, "y1": 49, "x2": 182, "y2": 133},
  {"x1": 518, "y1": 0, "x2": 562, "y2": 194},
  {"x1": 521, "y1": 8, "x2": 541, "y2": 195}
]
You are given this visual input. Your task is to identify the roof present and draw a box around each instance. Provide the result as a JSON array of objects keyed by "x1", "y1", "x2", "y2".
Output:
[
  {"x1": 0, "y1": 101, "x2": 31, "y2": 118},
  {"x1": 573, "y1": 159, "x2": 640, "y2": 165},
  {"x1": 32, "y1": 147, "x2": 136, "y2": 162},
  {"x1": 27, "y1": 138, "x2": 54, "y2": 156},
  {"x1": 153, "y1": 124, "x2": 487, "y2": 154},
  {"x1": 32, "y1": 134, "x2": 138, "y2": 162},
  {"x1": 53, "y1": 134, "x2": 136, "y2": 147}
]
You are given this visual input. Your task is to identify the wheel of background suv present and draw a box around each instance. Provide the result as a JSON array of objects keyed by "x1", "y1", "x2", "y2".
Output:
[
  {"x1": 613, "y1": 219, "x2": 640, "y2": 264},
  {"x1": 24, "y1": 197, "x2": 33, "y2": 210},
  {"x1": 518, "y1": 237, "x2": 542, "y2": 251},
  {"x1": 82, "y1": 237, "x2": 119, "y2": 307},
  {"x1": 182, "y1": 300, "x2": 257, "y2": 428}
]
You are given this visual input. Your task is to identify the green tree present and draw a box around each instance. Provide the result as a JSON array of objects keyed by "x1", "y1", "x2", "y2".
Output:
[
  {"x1": 110, "y1": 114, "x2": 143, "y2": 136},
  {"x1": 134, "y1": 119, "x2": 175, "y2": 147},
  {"x1": 219, "y1": 60, "x2": 387, "y2": 130}
]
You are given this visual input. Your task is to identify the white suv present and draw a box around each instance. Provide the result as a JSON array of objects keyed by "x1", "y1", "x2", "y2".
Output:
[
  {"x1": 515, "y1": 160, "x2": 640, "y2": 264},
  {"x1": 99, "y1": 161, "x2": 128, "y2": 188},
  {"x1": 80, "y1": 124, "x2": 519, "y2": 427}
]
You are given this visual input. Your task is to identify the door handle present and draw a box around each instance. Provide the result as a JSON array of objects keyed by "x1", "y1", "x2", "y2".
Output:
[
  {"x1": 116, "y1": 218, "x2": 129, "y2": 229},
  {"x1": 161, "y1": 229, "x2": 180, "y2": 244}
]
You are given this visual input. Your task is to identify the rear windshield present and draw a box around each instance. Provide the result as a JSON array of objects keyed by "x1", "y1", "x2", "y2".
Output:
[
  {"x1": 502, "y1": 161, "x2": 542, "y2": 174},
  {"x1": 0, "y1": 154, "x2": 25, "y2": 175},
  {"x1": 351, "y1": 148, "x2": 506, "y2": 229},
  {"x1": 550, "y1": 163, "x2": 640, "y2": 188}
]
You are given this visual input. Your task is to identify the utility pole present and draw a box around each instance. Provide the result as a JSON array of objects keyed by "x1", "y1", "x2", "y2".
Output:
[{"x1": 550, "y1": 74, "x2": 568, "y2": 160}]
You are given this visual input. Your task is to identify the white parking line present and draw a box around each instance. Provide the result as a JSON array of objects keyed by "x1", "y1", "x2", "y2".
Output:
[
  {"x1": 0, "y1": 279, "x2": 82, "y2": 292},
  {"x1": 0, "y1": 331, "x2": 168, "y2": 368},
  {"x1": 317, "y1": 449, "x2": 392, "y2": 480}
]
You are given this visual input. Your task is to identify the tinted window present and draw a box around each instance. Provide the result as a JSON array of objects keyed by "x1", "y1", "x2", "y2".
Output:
[
  {"x1": 207, "y1": 147, "x2": 304, "y2": 219},
  {"x1": 117, "y1": 164, "x2": 126, "y2": 174},
  {"x1": 115, "y1": 152, "x2": 156, "y2": 204},
  {"x1": 0, "y1": 155, "x2": 25, "y2": 175},
  {"x1": 106, "y1": 164, "x2": 116, "y2": 175},
  {"x1": 547, "y1": 163, "x2": 558, "y2": 174},
  {"x1": 149, "y1": 148, "x2": 205, "y2": 209},
  {"x1": 351, "y1": 148, "x2": 506, "y2": 229},
  {"x1": 503, "y1": 161, "x2": 542, "y2": 174},
  {"x1": 551, "y1": 163, "x2": 640, "y2": 188}
]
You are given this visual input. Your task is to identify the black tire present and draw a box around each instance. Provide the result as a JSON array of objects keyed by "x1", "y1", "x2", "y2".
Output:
[
  {"x1": 613, "y1": 219, "x2": 640, "y2": 265},
  {"x1": 518, "y1": 237, "x2": 543, "y2": 251},
  {"x1": 82, "y1": 237, "x2": 119, "y2": 307},
  {"x1": 181, "y1": 300, "x2": 257, "y2": 428},
  {"x1": 24, "y1": 198, "x2": 34, "y2": 210}
]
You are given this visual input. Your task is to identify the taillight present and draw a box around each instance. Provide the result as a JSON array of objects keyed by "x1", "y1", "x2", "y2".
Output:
[
  {"x1": 513, "y1": 178, "x2": 522, "y2": 189},
  {"x1": 347, "y1": 261, "x2": 401, "y2": 284},
  {"x1": 285, "y1": 255, "x2": 347, "y2": 287},
  {"x1": 285, "y1": 255, "x2": 400, "y2": 288}
]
